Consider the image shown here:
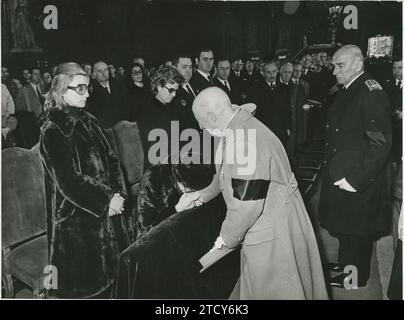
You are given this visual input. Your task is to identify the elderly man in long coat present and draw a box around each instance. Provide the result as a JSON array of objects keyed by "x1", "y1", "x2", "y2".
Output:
[
  {"x1": 176, "y1": 87, "x2": 328, "y2": 299},
  {"x1": 318, "y1": 45, "x2": 392, "y2": 288}
]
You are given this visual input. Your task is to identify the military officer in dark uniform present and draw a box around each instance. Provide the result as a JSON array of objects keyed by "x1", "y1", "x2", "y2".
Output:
[{"x1": 318, "y1": 45, "x2": 392, "y2": 288}]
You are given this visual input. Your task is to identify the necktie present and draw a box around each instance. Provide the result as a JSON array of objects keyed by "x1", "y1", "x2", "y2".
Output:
[
  {"x1": 207, "y1": 75, "x2": 213, "y2": 84},
  {"x1": 397, "y1": 80, "x2": 402, "y2": 88},
  {"x1": 186, "y1": 84, "x2": 195, "y2": 98},
  {"x1": 36, "y1": 85, "x2": 41, "y2": 98},
  {"x1": 224, "y1": 80, "x2": 230, "y2": 92},
  {"x1": 103, "y1": 85, "x2": 110, "y2": 94}
]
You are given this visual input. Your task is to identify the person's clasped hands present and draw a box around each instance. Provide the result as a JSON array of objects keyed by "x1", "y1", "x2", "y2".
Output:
[
  {"x1": 108, "y1": 193, "x2": 125, "y2": 216},
  {"x1": 175, "y1": 191, "x2": 204, "y2": 212}
]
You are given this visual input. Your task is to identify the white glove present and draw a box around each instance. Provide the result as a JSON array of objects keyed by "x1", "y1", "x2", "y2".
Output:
[
  {"x1": 334, "y1": 178, "x2": 357, "y2": 192},
  {"x1": 109, "y1": 193, "x2": 125, "y2": 216}
]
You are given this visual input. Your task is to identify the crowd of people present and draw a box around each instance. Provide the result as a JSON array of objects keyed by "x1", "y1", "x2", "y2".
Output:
[
  {"x1": 1, "y1": 45, "x2": 402, "y2": 299},
  {"x1": 2, "y1": 49, "x2": 337, "y2": 156}
]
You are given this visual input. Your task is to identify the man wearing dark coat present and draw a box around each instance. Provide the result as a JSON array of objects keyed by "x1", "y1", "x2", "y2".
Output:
[
  {"x1": 318, "y1": 45, "x2": 392, "y2": 288},
  {"x1": 290, "y1": 62, "x2": 310, "y2": 153},
  {"x1": 383, "y1": 57, "x2": 402, "y2": 248},
  {"x1": 213, "y1": 57, "x2": 242, "y2": 105},
  {"x1": 189, "y1": 48, "x2": 214, "y2": 96},
  {"x1": 251, "y1": 61, "x2": 291, "y2": 149},
  {"x1": 172, "y1": 53, "x2": 200, "y2": 131},
  {"x1": 87, "y1": 61, "x2": 128, "y2": 129},
  {"x1": 383, "y1": 57, "x2": 402, "y2": 166}
]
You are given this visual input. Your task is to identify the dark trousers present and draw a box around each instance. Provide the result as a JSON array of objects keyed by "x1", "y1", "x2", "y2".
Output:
[{"x1": 337, "y1": 234, "x2": 374, "y2": 286}]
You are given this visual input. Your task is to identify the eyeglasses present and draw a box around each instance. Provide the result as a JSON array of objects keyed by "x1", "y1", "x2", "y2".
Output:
[
  {"x1": 131, "y1": 71, "x2": 142, "y2": 76},
  {"x1": 67, "y1": 84, "x2": 88, "y2": 95},
  {"x1": 164, "y1": 86, "x2": 177, "y2": 94}
]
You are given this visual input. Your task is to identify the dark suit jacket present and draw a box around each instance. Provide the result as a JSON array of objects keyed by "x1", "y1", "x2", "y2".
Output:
[
  {"x1": 189, "y1": 70, "x2": 213, "y2": 96},
  {"x1": 213, "y1": 77, "x2": 241, "y2": 105},
  {"x1": 250, "y1": 81, "x2": 291, "y2": 147},
  {"x1": 384, "y1": 78, "x2": 402, "y2": 162},
  {"x1": 239, "y1": 70, "x2": 262, "y2": 102},
  {"x1": 87, "y1": 80, "x2": 129, "y2": 129},
  {"x1": 171, "y1": 85, "x2": 200, "y2": 132},
  {"x1": 289, "y1": 79, "x2": 309, "y2": 145}
]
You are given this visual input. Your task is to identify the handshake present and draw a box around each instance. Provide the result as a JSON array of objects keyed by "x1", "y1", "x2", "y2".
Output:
[
  {"x1": 108, "y1": 193, "x2": 125, "y2": 216},
  {"x1": 175, "y1": 191, "x2": 205, "y2": 212}
]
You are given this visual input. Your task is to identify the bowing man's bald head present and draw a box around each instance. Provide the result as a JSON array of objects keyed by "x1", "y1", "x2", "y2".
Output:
[{"x1": 192, "y1": 87, "x2": 234, "y2": 131}]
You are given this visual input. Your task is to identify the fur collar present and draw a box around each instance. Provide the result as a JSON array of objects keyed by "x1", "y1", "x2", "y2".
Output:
[{"x1": 45, "y1": 106, "x2": 93, "y2": 137}]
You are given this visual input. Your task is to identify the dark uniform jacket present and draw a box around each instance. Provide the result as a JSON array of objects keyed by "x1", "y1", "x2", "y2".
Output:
[{"x1": 318, "y1": 72, "x2": 392, "y2": 237}]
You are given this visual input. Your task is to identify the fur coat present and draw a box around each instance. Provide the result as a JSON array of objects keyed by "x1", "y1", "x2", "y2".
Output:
[{"x1": 40, "y1": 106, "x2": 130, "y2": 298}]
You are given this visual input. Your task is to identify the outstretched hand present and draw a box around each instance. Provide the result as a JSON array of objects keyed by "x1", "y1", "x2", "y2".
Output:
[{"x1": 175, "y1": 192, "x2": 204, "y2": 212}]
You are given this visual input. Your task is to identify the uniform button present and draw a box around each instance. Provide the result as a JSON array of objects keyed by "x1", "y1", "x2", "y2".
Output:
[
  {"x1": 333, "y1": 148, "x2": 337, "y2": 152},
  {"x1": 326, "y1": 124, "x2": 330, "y2": 128},
  {"x1": 370, "y1": 178, "x2": 374, "y2": 182},
  {"x1": 325, "y1": 142, "x2": 329, "y2": 146},
  {"x1": 335, "y1": 128, "x2": 339, "y2": 132},
  {"x1": 323, "y1": 160, "x2": 328, "y2": 164},
  {"x1": 371, "y1": 120, "x2": 375, "y2": 123}
]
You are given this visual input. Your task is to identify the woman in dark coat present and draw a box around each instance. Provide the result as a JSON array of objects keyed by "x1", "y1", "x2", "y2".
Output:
[
  {"x1": 137, "y1": 66, "x2": 184, "y2": 169},
  {"x1": 126, "y1": 63, "x2": 151, "y2": 121},
  {"x1": 39, "y1": 62, "x2": 131, "y2": 298}
]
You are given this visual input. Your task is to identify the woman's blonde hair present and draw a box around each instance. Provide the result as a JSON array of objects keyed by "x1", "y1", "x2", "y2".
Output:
[{"x1": 44, "y1": 62, "x2": 87, "y2": 111}]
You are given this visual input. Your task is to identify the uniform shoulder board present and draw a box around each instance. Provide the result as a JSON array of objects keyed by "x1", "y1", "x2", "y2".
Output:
[{"x1": 365, "y1": 79, "x2": 382, "y2": 91}]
